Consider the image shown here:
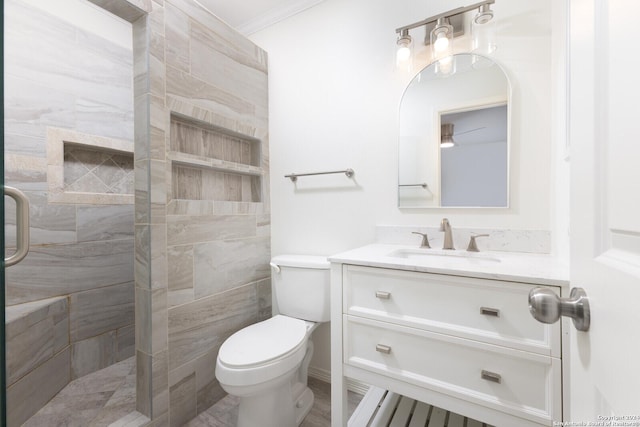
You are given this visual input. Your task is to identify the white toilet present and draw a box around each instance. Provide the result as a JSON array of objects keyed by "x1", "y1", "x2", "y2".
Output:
[{"x1": 215, "y1": 255, "x2": 331, "y2": 427}]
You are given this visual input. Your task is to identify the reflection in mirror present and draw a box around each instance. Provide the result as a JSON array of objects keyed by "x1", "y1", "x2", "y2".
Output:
[
  {"x1": 441, "y1": 104, "x2": 507, "y2": 206},
  {"x1": 398, "y1": 53, "x2": 510, "y2": 208}
]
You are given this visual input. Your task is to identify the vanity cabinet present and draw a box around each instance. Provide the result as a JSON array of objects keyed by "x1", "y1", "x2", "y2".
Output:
[{"x1": 331, "y1": 263, "x2": 566, "y2": 427}]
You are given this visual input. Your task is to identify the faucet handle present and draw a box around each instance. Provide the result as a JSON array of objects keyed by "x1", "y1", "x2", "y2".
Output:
[
  {"x1": 411, "y1": 232, "x2": 431, "y2": 248},
  {"x1": 467, "y1": 234, "x2": 490, "y2": 252}
]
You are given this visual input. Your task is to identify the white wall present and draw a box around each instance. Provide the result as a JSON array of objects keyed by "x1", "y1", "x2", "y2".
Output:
[{"x1": 251, "y1": 0, "x2": 565, "y2": 375}]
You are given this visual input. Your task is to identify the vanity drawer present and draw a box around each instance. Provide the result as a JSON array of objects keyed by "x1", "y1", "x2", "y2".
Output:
[
  {"x1": 343, "y1": 265, "x2": 561, "y2": 357},
  {"x1": 344, "y1": 315, "x2": 561, "y2": 425}
]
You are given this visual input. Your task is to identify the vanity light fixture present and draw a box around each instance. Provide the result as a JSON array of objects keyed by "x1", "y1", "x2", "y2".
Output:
[
  {"x1": 395, "y1": 0, "x2": 496, "y2": 70},
  {"x1": 441, "y1": 123, "x2": 455, "y2": 148}
]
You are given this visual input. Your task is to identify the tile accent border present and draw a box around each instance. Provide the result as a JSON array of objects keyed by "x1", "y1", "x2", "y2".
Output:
[{"x1": 47, "y1": 127, "x2": 134, "y2": 204}]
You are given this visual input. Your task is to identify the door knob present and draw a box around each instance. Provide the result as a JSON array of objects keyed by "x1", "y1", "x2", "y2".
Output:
[{"x1": 528, "y1": 287, "x2": 590, "y2": 332}]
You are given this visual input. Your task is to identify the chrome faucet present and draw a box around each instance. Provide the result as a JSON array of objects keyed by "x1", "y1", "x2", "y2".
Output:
[
  {"x1": 440, "y1": 218, "x2": 454, "y2": 250},
  {"x1": 467, "y1": 233, "x2": 490, "y2": 252},
  {"x1": 411, "y1": 231, "x2": 431, "y2": 248}
]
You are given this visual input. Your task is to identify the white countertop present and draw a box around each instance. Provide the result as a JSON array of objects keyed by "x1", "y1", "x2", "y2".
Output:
[{"x1": 329, "y1": 244, "x2": 569, "y2": 286}]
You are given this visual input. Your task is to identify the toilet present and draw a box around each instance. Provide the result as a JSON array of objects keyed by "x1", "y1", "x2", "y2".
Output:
[{"x1": 215, "y1": 255, "x2": 331, "y2": 427}]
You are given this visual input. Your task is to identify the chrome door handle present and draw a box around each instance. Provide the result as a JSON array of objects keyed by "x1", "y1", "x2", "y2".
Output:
[
  {"x1": 528, "y1": 287, "x2": 590, "y2": 332},
  {"x1": 4, "y1": 186, "x2": 30, "y2": 267}
]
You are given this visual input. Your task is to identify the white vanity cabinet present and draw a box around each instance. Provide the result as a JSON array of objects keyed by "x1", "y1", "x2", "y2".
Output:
[{"x1": 330, "y1": 250, "x2": 569, "y2": 427}]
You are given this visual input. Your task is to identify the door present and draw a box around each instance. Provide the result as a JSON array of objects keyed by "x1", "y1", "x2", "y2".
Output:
[
  {"x1": 569, "y1": 0, "x2": 640, "y2": 420},
  {"x1": 2, "y1": 0, "x2": 6, "y2": 421}
]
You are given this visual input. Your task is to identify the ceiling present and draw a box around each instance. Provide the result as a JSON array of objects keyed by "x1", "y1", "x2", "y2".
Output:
[{"x1": 195, "y1": 0, "x2": 326, "y2": 35}]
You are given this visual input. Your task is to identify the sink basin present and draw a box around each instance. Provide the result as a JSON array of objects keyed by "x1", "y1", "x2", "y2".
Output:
[{"x1": 387, "y1": 248, "x2": 501, "y2": 265}]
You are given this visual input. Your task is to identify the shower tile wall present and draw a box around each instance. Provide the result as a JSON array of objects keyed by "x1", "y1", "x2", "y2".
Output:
[
  {"x1": 133, "y1": 1, "x2": 270, "y2": 425},
  {"x1": 4, "y1": 0, "x2": 135, "y2": 424}
]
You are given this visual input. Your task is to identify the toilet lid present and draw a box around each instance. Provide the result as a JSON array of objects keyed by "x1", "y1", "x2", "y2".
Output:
[{"x1": 218, "y1": 315, "x2": 308, "y2": 368}]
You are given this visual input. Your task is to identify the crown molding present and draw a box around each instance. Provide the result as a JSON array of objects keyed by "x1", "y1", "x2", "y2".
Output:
[{"x1": 237, "y1": 0, "x2": 326, "y2": 35}]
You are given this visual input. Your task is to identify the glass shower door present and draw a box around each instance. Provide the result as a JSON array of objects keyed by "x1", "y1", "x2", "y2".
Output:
[
  {"x1": 3, "y1": 1, "x2": 137, "y2": 424},
  {"x1": 2, "y1": 0, "x2": 7, "y2": 420}
]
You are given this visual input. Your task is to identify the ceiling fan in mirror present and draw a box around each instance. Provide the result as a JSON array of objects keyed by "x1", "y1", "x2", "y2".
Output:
[{"x1": 440, "y1": 123, "x2": 486, "y2": 148}]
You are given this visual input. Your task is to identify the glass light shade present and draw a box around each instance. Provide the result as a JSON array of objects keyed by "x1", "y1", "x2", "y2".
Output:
[
  {"x1": 396, "y1": 32, "x2": 413, "y2": 71},
  {"x1": 396, "y1": 43, "x2": 411, "y2": 62},
  {"x1": 435, "y1": 55, "x2": 455, "y2": 75},
  {"x1": 471, "y1": 6, "x2": 497, "y2": 55},
  {"x1": 430, "y1": 19, "x2": 453, "y2": 61}
]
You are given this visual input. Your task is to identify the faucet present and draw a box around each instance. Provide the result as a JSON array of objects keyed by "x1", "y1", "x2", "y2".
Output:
[
  {"x1": 440, "y1": 218, "x2": 454, "y2": 250},
  {"x1": 411, "y1": 231, "x2": 431, "y2": 248},
  {"x1": 467, "y1": 233, "x2": 490, "y2": 252}
]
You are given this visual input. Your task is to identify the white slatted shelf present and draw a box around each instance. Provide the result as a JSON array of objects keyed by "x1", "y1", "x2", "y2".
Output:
[{"x1": 349, "y1": 387, "x2": 494, "y2": 427}]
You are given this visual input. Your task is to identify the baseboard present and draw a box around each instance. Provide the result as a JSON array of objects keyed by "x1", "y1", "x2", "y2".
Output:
[
  {"x1": 308, "y1": 366, "x2": 331, "y2": 383},
  {"x1": 308, "y1": 367, "x2": 370, "y2": 396}
]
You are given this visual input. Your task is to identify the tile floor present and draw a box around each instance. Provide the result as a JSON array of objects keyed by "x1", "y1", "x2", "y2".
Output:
[
  {"x1": 23, "y1": 357, "x2": 137, "y2": 427},
  {"x1": 21, "y1": 357, "x2": 362, "y2": 427}
]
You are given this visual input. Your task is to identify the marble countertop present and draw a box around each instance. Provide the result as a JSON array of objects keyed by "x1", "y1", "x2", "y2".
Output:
[{"x1": 329, "y1": 243, "x2": 569, "y2": 286}]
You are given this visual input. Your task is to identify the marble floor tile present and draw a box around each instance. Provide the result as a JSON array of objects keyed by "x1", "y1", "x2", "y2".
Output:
[
  {"x1": 20, "y1": 357, "x2": 362, "y2": 427},
  {"x1": 21, "y1": 357, "x2": 136, "y2": 427}
]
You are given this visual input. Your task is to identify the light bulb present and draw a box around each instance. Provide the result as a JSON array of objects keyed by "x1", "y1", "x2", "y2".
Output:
[
  {"x1": 396, "y1": 31, "x2": 413, "y2": 69},
  {"x1": 433, "y1": 32, "x2": 449, "y2": 53},
  {"x1": 440, "y1": 140, "x2": 455, "y2": 148},
  {"x1": 396, "y1": 44, "x2": 411, "y2": 62}
]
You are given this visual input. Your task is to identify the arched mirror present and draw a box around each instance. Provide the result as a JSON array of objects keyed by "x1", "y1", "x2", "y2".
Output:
[{"x1": 398, "y1": 53, "x2": 511, "y2": 208}]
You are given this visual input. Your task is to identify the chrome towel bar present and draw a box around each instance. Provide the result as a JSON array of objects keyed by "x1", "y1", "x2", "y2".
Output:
[
  {"x1": 399, "y1": 183, "x2": 428, "y2": 188},
  {"x1": 285, "y1": 168, "x2": 354, "y2": 182}
]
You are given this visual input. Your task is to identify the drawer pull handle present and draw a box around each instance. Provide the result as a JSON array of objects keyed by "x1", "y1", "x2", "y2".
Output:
[
  {"x1": 375, "y1": 291, "x2": 391, "y2": 300},
  {"x1": 480, "y1": 307, "x2": 500, "y2": 317},
  {"x1": 481, "y1": 370, "x2": 502, "y2": 384},
  {"x1": 375, "y1": 344, "x2": 392, "y2": 354}
]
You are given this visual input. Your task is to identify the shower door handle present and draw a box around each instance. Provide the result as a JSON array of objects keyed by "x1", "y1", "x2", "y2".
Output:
[{"x1": 4, "y1": 186, "x2": 30, "y2": 267}]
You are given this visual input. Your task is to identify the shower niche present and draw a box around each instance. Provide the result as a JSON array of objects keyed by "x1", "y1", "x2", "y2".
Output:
[{"x1": 169, "y1": 114, "x2": 263, "y2": 203}]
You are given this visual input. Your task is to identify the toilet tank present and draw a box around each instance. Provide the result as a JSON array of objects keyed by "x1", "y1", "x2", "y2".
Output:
[{"x1": 270, "y1": 255, "x2": 331, "y2": 322}]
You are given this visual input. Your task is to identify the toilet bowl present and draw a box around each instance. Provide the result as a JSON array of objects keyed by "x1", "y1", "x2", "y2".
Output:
[
  {"x1": 215, "y1": 255, "x2": 330, "y2": 427},
  {"x1": 216, "y1": 315, "x2": 317, "y2": 427}
]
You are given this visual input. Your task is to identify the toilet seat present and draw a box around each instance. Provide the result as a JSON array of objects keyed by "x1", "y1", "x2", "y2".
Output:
[
  {"x1": 216, "y1": 315, "x2": 310, "y2": 387},
  {"x1": 219, "y1": 315, "x2": 308, "y2": 368}
]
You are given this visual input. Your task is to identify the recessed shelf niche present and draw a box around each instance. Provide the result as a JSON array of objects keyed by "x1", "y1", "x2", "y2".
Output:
[
  {"x1": 47, "y1": 127, "x2": 134, "y2": 205},
  {"x1": 169, "y1": 114, "x2": 263, "y2": 202}
]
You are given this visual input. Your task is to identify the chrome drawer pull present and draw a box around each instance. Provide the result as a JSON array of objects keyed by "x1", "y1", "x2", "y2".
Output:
[
  {"x1": 375, "y1": 291, "x2": 391, "y2": 300},
  {"x1": 480, "y1": 307, "x2": 500, "y2": 317},
  {"x1": 481, "y1": 370, "x2": 502, "y2": 384},
  {"x1": 375, "y1": 344, "x2": 392, "y2": 354}
]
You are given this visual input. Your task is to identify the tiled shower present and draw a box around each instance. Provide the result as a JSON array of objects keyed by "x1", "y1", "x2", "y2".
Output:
[
  {"x1": 4, "y1": 0, "x2": 270, "y2": 425},
  {"x1": 4, "y1": 0, "x2": 135, "y2": 424}
]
